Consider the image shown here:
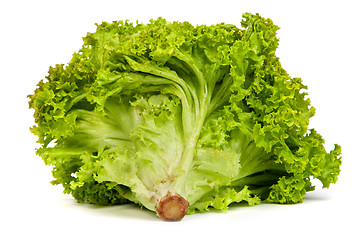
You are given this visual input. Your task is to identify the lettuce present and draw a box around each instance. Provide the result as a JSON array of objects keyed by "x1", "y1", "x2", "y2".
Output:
[{"x1": 28, "y1": 13, "x2": 341, "y2": 221}]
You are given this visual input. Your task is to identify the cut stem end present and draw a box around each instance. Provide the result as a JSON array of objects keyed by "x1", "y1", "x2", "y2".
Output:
[{"x1": 156, "y1": 193, "x2": 189, "y2": 221}]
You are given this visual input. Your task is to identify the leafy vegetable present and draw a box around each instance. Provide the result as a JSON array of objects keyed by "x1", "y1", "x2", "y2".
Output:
[{"x1": 29, "y1": 13, "x2": 341, "y2": 221}]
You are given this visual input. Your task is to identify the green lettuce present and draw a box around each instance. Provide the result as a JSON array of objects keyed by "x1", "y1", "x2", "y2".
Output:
[{"x1": 29, "y1": 13, "x2": 341, "y2": 221}]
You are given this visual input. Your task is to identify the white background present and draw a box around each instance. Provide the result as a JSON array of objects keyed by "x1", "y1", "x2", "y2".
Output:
[{"x1": 1, "y1": 0, "x2": 359, "y2": 239}]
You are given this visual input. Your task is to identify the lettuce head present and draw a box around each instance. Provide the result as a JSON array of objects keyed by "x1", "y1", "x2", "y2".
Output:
[{"x1": 29, "y1": 13, "x2": 341, "y2": 221}]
